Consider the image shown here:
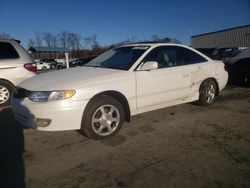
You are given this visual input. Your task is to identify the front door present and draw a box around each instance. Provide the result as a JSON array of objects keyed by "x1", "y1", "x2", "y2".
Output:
[{"x1": 136, "y1": 46, "x2": 191, "y2": 110}]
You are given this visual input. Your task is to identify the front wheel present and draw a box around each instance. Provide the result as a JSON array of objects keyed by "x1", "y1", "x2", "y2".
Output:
[
  {"x1": 198, "y1": 79, "x2": 217, "y2": 106},
  {"x1": 81, "y1": 96, "x2": 125, "y2": 139}
]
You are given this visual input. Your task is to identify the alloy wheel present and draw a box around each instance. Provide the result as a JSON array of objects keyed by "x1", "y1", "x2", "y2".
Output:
[
  {"x1": 0, "y1": 85, "x2": 10, "y2": 104},
  {"x1": 206, "y1": 83, "x2": 216, "y2": 104},
  {"x1": 91, "y1": 104, "x2": 120, "y2": 136}
]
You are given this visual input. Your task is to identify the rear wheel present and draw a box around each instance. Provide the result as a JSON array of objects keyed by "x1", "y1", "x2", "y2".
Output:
[
  {"x1": 0, "y1": 80, "x2": 14, "y2": 107},
  {"x1": 198, "y1": 79, "x2": 217, "y2": 106},
  {"x1": 81, "y1": 95, "x2": 124, "y2": 139}
]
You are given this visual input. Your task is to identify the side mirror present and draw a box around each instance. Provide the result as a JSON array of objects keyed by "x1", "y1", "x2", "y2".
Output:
[{"x1": 140, "y1": 61, "x2": 158, "y2": 71}]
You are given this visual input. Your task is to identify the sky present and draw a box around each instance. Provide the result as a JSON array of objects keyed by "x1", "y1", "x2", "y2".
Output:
[{"x1": 0, "y1": 0, "x2": 249, "y2": 49}]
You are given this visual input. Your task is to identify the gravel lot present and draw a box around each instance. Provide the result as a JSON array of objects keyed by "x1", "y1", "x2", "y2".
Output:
[{"x1": 0, "y1": 86, "x2": 250, "y2": 188}]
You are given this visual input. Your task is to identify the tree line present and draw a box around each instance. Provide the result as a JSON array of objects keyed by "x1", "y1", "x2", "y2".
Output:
[
  {"x1": 27, "y1": 31, "x2": 100, "y2": 51},
  {"x1": 0, "y1": 32, "x2": 182, "y2": 58},
  {"x1": 0, "y1": 32, "x2": 181, "y2": 49},
  {"x1": 0, "y1": 32, "x2": 100, "y2": 51}
]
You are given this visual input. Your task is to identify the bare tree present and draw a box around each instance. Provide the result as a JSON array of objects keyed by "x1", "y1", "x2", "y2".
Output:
[
  {"x1": 170, "y1": 38, "x2": 182, "y2": 44},
  {"x1": 129, "y1": 36, "x2": 138, "y2": 43},
  {"x1": 0, "y1": 33, "x2": 12, "y2": 39},
  {"x1": 58, "y1": 31, "x2": 81, "y2": 50},
  {"x1": 83, "y1": 36, "x2": 91, "y2": 49},
  {"x1": 27, "y1": 39, "x2": 35, "y2": 48},
  {"x1": 70, "y1": 32, "x2": 81, "y2": 50},
  {"x1": 58, "y1": 31, "x2": 69, "y2": 48},
  {"x1": 50, "y1": 35, "x2": 57, "y2": 47},
  {"x1": 83, "y1": 34, "x2": 99, "y2": 50},
  {"x1": 110, "y1": 36, "x2": 138, "y2": 48},
  {"x1": 75, "y1": 33, "x2": 82, "y2": 50},
  {"x1": 42, "y1": 32, "x2": 57, "y2": 47},
  {"x1": 35, "y1": 32, "x2": 43, "y2": 47},
  {"x1": 124, "y1": 36, "x2": 139, "y2": 44},
  {"x1": 67, "y1": 33, "x2": 75, "y2": 50},
  {"x1": 151, "y1": 34, "x2": 160, "y2": 42},
  {"x1": 162, "y1": 37, "x2": 171, "y2": 43}
]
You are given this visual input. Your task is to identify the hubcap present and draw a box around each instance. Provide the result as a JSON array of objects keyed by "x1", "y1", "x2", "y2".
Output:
[
  {"x1": 206, "y1": 84, "x2": 215, "y2": 104},
  {"x1": 0, "y1": 85, "x2": 10, "y2": 104},
  {"x1": 92, "y1": 105, "x2": 120, "y2": 136}
]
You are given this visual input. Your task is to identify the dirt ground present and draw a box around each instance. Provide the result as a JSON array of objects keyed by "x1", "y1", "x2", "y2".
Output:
[{"x1": 0, "y1": 86, "x2": 250, "y2": 188}]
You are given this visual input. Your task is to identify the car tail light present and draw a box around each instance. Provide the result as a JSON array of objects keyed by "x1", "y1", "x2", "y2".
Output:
[{"x1": 24, "y1": 63, "x2": 37, "y2": 72}]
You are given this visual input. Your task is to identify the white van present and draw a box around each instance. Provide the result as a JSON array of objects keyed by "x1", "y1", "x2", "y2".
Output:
[{"x1": 0, "y1": 39, "x2": 37, "y2": 106}]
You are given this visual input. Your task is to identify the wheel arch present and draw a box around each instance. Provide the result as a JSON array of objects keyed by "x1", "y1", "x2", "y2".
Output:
[
  {"x1": 0, "y1": 78, "x2": 15, "y2": 88},
  {"x1": 84, "y1": 90, "x2": 131, "y2": 122}
]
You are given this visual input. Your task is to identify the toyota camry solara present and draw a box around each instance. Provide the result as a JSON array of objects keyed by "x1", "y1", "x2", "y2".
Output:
[{"x1": 11, "y1": 43, "x2": 228, "y2": 139}]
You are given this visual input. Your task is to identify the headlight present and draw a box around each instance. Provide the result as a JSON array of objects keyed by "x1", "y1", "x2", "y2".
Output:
[{"x1": 28, "y1": 90, "x2": 75, "y2": 102}]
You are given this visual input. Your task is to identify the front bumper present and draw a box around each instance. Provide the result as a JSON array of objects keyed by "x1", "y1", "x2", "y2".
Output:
[{"x1": 11, "y1": 96, "x2": 89, "y2": 131}]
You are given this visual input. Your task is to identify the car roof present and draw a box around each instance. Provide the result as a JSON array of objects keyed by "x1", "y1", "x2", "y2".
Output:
[
  {"x1": 0, "y1": 38, "x2": 21, "y2": 44},
  {"x1": 120, "y1": 42, "x2": 190, "y2": 49},
  {"x1": 119, "y1": 42, "x2": 212, "y2": 62}
]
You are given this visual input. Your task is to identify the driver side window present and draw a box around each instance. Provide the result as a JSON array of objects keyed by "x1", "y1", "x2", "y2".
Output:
[{"x1": 143, "y1": 46, "x2": 177, "y2": 69}]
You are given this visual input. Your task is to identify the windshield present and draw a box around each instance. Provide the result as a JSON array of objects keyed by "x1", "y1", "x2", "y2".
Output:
[{"x1": 85, "y1": 46, "x2": 149, "y2": 70}]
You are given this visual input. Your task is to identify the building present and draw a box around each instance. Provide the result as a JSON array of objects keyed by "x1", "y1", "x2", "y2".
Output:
[
  {"x1": 191, "y1": 25, "x2": 250, "y2": 49},
  {"x1": 28, "y1": 46, "x2": 69, "y2": 59}
]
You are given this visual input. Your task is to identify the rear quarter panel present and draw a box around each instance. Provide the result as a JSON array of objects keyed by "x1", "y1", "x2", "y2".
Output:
[
  {"x1": 0, "y1": 62, "x2": 36, "y2": 86},
  {"x1": 203, "y1": 60, "x2": 228, "y2": 91}
]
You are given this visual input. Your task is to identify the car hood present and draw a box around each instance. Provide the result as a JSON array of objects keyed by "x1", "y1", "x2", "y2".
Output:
[{"x1": 19, "y1": 67, "x2": 126, "y2": 91}]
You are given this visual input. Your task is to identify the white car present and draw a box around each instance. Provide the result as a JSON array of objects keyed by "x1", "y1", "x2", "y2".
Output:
[
  {"x1": 36, "y1": 61, "x2": 51, "y2": 70},
  {"x1": 0, "y1": 39, "x2": 36, "y2": 107},
  {"x1": 11, "y1": 43, "x2": 228, "y2": 139}
]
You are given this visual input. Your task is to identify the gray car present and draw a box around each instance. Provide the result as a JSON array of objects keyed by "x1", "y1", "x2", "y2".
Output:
[{"x1": 224, "y1": 47, "x2": 250, "y2": 85}]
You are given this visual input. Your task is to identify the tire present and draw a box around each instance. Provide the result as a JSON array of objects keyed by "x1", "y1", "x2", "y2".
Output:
[
  {"x1": 197, "y1": 79, "x2": 217, "y2": 106},
  {"x1": 0, "y1": 80, "x2": 14, "y2": 107},
  {"x1": 42, "y1": 66, "x2": 47, "y2": 70},
  {"x1": 81, "y1": 95, "x2": 125, "y2": 139}
]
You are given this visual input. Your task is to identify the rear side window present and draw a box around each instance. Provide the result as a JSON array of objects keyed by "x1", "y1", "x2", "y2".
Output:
[
  {"x1": 0, "y1": 42, "x2": 19, "y2": 59},
  {"x1": 176, "y1": 47, "x2": 207, "y2": 65}
]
